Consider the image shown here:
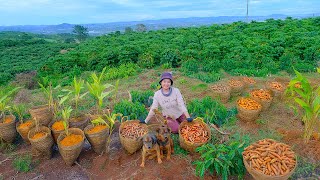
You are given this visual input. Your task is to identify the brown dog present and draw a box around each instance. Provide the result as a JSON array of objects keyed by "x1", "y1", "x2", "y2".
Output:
[
  {"x1": 156, "y1": 125, "x2": 174, "y2": 160},
  {"x1": 139, "y1": 132, "x2": 162, "y2": 167}
]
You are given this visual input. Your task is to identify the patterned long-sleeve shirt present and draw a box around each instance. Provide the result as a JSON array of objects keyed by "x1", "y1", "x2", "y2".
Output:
[{"x1": 145, "y1": 87, "x2": 188, "y2": 123}]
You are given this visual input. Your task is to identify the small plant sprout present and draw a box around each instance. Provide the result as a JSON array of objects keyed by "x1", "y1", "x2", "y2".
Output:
[
  {"x1": 286, "y1": 69, "x2": 320, "y2": 143},
  {"x1": 61, "y1": 106, "x2": 73, "y2": 136},
  {"x1": 62, "y1": 77, "x2": 88, "y2": 116},
  {"x1": 38, "y1": 78, "x2": 56, "y2": 110},
  {"x1": 0, "y1": 87, "x2": 20, "y2": 121},
  {"x1": 87, "y1": 67, "x2": 114, "y2": 114},
  {"x1": 13, "y1": 104, "x2": 27, "y2": 124}
]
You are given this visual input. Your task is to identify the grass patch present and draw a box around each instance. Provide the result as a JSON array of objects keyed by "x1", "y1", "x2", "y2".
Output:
[
  {"x1": 12, "y1": 154, "x2": 32, "y2": 172},
  {"x1": 291, "y1": 156, "x2": 320, "y2": 179},
  {"x1": 249, "y1": 129, "x2": 283, "y2": 143},
  {"x1": 191, "y1": 83, "x2": 208, "y2": 91},
  {"x1": 171, "y1": 134, "x2": 188, "y2": 156},
  {"x1": 0, "y1": 142, "x2": 16, "y2": 154}
]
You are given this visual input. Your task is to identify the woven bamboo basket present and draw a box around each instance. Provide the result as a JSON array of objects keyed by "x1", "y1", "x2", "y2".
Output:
[
  {"x1": 84, "y1": 124, "x2": 109, "y2": 154},
  {"x1": 57, "y1": 128, "x2": 85, "y2": 166},
  {"x1": 28, "y1": 126, "x2": 54, "y2": 159},
  {"x1": 0, "y1": 115, "x2": 17, "y2": 143},
  {"x1": 119, "y1": 120, "x2": 148, "y2": 154},
  {"x1": 178, "y1": 119, "x2": 211, "y2": 153}
]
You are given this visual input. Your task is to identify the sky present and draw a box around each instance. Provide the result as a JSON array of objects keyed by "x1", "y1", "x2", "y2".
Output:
[{"x1": 0, "y1": 0, "x2": 319, "y2": 26}]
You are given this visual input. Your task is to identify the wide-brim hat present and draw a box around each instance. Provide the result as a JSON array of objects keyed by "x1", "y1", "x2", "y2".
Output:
[{"x1": 159, "y1": 72, "x2": 173, "y2": 85}]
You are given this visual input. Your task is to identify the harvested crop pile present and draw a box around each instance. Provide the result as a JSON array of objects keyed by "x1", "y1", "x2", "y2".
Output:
[
  {"x1": 243, "y1": 77, "x2": 256, "y2": 84},
  {"x1": 237, "y1": 97, "x2": 262, "y2": 110},
  {"x1": 250, "y1": 89, "x2": 272, "y2": 100},
  {"x1": 2, "y1": 117, "x2": 12, "y2": 124},
  {"x1": 60, "y1": 134, "x2": 83, "y2": 146},
  {"x1": 52, "y1": 121, "x2": 64, "y2": 131},
  {"x1": 87, "y1": 125, "x2": 107, "y2": 134},
  {"x1": 180, "y1": 123, "x2": 209, "y2": 143},
  {"x1": 32, "y1": 132, "x2": 46, "y2": 139},
  {"x1": 120, "y1": 122, "x2": 147, "y2": 139},
  {"x1": 229, "y1": 79, "x2": 243, "y2": 87},
  {"x1": 243, "y1": 139, "x2": 296, "y2": 176},
  {"x1": 19, "y1": 121, "x2": 32, "y2": 128},
  {"x1": 269, "y1": 82, "x2": 284, "y2": 91},
  {"x1": 211, "y1": 83, "x2": 229, "y2": 92}
]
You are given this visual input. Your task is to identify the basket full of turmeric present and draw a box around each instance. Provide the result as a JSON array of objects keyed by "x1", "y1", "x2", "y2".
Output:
[
  {"x1": 84, "y1": 123, "x2": 109, "y2": 154},
  {"x1": 243, "y1": 139, "x2": 297, "y2": 180},
  {"x1": 50, "y1": 120, "x2": 65, "y2": 144},
  {"x1": 0, "y1": 115, "x2": 17, "y2": 143},
  {"x1": 16, "y1": 120, "x2": 34, "y2": 144},
  {"x1": 28, "y1": 126, "x2": 54, "y2": 159},
  {"x1": 119, "y1": 120, "x2": 148, "y2": 154},
  {"x1": 57, "y1": 128, "x2": 85, "y2": 166},
  {"x1": 249, "y1": 89, "x2": 274, "y2": 111},
  {"x1": 178, "y1": 117, "x2": 211, "y2": 153},
  {"x1": 266, "y1": 81, "x2": 285, "y2": 99},
  {"x1": 237, "y1": 97, "x2": 262, "y2": 122}
]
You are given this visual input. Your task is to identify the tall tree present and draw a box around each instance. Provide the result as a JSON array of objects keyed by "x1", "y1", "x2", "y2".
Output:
[
  {"x1": 72, "y1": 25, "x2": 89, "y2": 42},
  {"x1": 125, "y1": 27, "x2": 133, "y2": 34},
  {"x1": 136, "y1": 24, "x2": 147, "y2": 32}
]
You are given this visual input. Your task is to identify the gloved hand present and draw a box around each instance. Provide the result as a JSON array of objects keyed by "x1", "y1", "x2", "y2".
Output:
[
  {"x1": 139, "y1": 118, "x2": 146, "y2": 124},
  {"x1": 186, "y1": 117, "x2": 193, "y2": 122}
]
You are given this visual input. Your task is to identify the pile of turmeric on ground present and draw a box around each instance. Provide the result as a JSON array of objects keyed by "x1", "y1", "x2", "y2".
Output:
[{"x1": 60, "y1": 134, "x2": 83, "y2": 146}]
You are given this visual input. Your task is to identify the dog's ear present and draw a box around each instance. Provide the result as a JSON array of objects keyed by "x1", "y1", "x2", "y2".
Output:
[{"x1": 137, "y1": 136, "x2": 143, "y2": 142}]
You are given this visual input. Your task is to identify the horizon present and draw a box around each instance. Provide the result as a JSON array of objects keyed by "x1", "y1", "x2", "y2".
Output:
[
  {"x1": 0, "y1": 13, "x2": 319, "y2": 27},
  {"x1": 0, "y1": 0, "x2": 319, "y2": 26}
]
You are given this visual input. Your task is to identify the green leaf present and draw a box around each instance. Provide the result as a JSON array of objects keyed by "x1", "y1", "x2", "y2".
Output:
[{"x1": 294, "y1": 97, "x2": 309, "y2": 109}]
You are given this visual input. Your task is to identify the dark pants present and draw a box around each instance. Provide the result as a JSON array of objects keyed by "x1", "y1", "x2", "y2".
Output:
[{"x1": 165, "y1": 114, "x2": 186, "y2": 134}]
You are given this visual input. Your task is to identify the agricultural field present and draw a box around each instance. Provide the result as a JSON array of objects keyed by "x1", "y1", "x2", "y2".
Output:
[{"x1": 0, "y1": 17, "x2": 320, "y2": 180}]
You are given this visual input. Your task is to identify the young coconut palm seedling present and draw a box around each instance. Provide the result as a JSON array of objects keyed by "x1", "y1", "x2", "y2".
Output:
[
  {"x1": 30, "y1": 78, "x2": 59, "y2": 126},
  {"x1": 51, "y1": 95, "x2": 71, "y2": 143},
  {"x1": 87, "y1": 67, "x2": 114, "y2": 115},
  {"x1": 62, "y1": 77, "x2": 89, "y2": 129},
  {"x1": 61, "y1": 106, "x2": 73, "y2": 137},
  {"x1": 286, "y1": 68, "x2": 320, "y2": 143},
  {"x1": 63, "y1": 77, "x2": 88, "y2": 116}
]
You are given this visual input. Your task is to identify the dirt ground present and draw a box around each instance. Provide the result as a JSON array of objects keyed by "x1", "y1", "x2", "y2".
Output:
[{"x1": 1, "y1": 70, "x2": 320, "y2": 179}]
